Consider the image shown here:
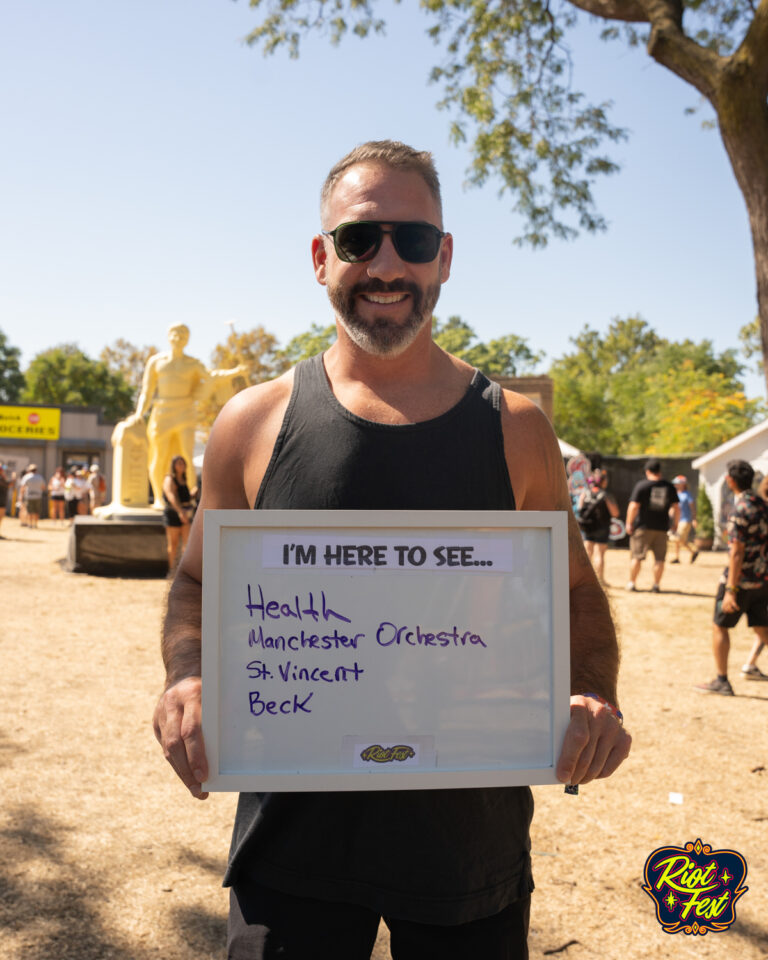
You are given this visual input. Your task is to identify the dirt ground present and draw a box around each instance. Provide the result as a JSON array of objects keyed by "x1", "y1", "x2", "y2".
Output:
[{"x1": 1, "y1": 517, "x2": 766, "y2": 960}]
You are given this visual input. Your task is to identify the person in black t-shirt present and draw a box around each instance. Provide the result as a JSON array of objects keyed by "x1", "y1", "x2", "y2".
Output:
[{"x1": 625, "y1": 458, "x2": 680, "y2": 593}]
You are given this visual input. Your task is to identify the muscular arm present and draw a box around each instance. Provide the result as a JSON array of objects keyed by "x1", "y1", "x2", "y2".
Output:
[
  {"x1": 502, "y1": 393, "x2": 630, "y2": 784},
  {"x1": 152, "y1": 374, "x2": 293, "y2": 798},
  {"x1": 153, "y1": 413, "x2": 247, "y2": 799}
]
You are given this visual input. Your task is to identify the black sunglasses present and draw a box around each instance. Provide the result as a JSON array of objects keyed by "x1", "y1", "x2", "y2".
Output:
[{"x1": 322, "y1": 221, "x2": 446, "y2": 264}]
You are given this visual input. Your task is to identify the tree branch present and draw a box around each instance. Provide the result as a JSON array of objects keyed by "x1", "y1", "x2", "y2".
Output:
[
  {"x1": 566, "y1": 0, "x2": 648, "y2": 22},
  {"x1": 734, "y1": 0, "x2": 768, "y2": 96},
  {"x1": 566, "y1": 0, "x2": 722, "y2": 99},
  {"x1": 638, "y1": 0, "x2": 723, "y2": 100}
]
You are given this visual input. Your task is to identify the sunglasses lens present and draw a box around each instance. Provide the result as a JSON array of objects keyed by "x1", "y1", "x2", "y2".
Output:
[
  {"x1": 334, "y1": 222, "x2": 382, "y2": 262},
  {"x1": 393, "y1": 223, "x2": 441, "y2": 263}
]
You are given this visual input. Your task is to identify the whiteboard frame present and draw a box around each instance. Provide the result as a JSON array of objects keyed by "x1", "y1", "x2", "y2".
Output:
[{"x1": 202, "y1": 509, "x2": 570, "y2": 791}]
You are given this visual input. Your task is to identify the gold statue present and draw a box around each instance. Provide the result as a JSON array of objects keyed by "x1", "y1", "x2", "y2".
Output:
[{"x1": 126, "y1": 324, "x2": 246, "y2": 508}]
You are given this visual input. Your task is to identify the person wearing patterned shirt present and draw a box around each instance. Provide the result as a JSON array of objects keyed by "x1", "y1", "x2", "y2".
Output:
[{"x1": 695, "y1": 459, "x2": 768, "y2": 695}]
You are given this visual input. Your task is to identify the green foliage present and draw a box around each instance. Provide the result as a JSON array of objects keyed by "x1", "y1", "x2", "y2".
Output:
[
  {"x1": 697, "y1": 484, "x2": 715, "y2": 539},
  {"x1": 23, "y1": 344, "x2": 135, "y2": 421},
  {"x1": 239, "y1": 0, "x2": 768, "y2": 390},
  {"x1": 274, "y1": 323, "x2": 337, "y2": 369},
  {"x1": 242, "y1": 0, "x2": 626, "y2": 246},
  {"x1": 245, "y1": 0, "x2": 388, "y2": 57},
  {"x1": 550, "y1": 316, "x2": 760, "y2": 455},
  {"x1": 432, "y1": 315, "x2": 543, "y2": 375},
  {"x1": 739, "y1": 316, "x2": 762, "y2": 375},
  {"x1": 210, "y1": 326, "x2": 281, "y2": 384},
  {"x1": 99, "y1": 338, "x2": 158, "y2": 401},
  {"x1": 197, "y1": 325, "x2": 283, "y2": 432},
  {"x1": 0, "y1": 328, "x2": 25, "y2": 403},
  {"x1": 647, "y1": 360, "x2": 762, "y2": 455}
]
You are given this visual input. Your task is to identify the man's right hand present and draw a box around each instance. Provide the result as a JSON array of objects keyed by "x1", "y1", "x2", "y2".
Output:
[{"x1": 152, "y1": 676, "x2": 209, "y2": 800}]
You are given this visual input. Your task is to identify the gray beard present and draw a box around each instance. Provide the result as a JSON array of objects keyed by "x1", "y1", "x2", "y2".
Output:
[{"x1": 327, "y1": 279, "x2": 441, "y2": 357}]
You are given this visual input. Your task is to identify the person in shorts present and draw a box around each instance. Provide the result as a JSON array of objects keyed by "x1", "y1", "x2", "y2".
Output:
[
  {"x1": 669, "y1": 475, "x2": 698, "y2": 564},
  {"x1": 19, "y1": 464, "x2": 46, "y2": 529},
  {"x1": 48, "y1": 466, "x2": 67, "y2": 523},
  {"x1": 696, "y1": 459, "x2": 768, "y2": 695},
  {"x1": 625, "y1": 458, "x2": 680, "y2": 593},
  {"x1": 576, "y1": 469, "x2": 620, "y2": 584}
]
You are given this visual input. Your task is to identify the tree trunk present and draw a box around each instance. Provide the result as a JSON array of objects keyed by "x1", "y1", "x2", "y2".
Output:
[
  {"x1": 715, "y1": 66, "x2": 768, "y2": 398},
  {"x1": 640, "y1": 0, "x2": 768, "y2": 398}
]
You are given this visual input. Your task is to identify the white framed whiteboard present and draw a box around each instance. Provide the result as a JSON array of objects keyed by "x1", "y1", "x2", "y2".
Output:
[{"x1": 201, "y1": 510, "x2": 570, "y2": 791}]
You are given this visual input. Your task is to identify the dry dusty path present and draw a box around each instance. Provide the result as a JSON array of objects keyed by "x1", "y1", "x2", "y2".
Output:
[{"x1": 1, "y1": 518, "x2": 766, "y2": 959}]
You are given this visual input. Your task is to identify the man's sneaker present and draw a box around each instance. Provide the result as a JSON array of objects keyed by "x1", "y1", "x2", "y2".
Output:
[
  {"x1": 694, "y1": 677, "x2": 734, "y2": 696},
  {"x1": 626, "y1": 582, "x2": 636, "y2": 592},
  {"x1": 651, "y1": 584, "x2": 661, "y2": 593},
  {"x1": 670, "y1": 559, "x2": 680, "y2": 564},
  {"x1": 690, "y1": 551, "x2": 699, "y2": 564},
  {"x1": 741, "y1": 664, "x2": 768, "y2": 681}
]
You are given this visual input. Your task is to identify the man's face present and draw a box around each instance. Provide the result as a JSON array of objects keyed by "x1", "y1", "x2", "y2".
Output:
[{"x1": 312, "y1": 162, "x2": 453, "y2": 357}]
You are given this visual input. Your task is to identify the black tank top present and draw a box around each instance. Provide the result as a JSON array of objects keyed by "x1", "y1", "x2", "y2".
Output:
[
  {"x1": 255, "y1": 352, "x2": 516, "y2": 511},
  {"x1": 228, "y1": 354, "x2": 533, "y2": 924}
]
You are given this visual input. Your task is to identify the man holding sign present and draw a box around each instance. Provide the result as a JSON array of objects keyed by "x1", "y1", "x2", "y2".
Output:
[{"x1": 154, "y1": 141, "x2": 631, "y2": 959}]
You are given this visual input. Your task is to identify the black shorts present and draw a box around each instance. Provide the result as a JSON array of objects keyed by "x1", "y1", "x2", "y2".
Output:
[
  {"x1": 163, "y1": 507, "x2": 182, "y2": 528},
  {"x1": 228, "y1": 880, "x2": 530, "y2": 960},
  {"x1": 581, "y1": 526, "x2": 610, "y2": 545},
  {"x1": 713, "y1": 581, "x2": 768, "y2": 628}
]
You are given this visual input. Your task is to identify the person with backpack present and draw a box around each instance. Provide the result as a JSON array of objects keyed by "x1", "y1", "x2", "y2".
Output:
[{"x1": 577, "y1": 469, "x2": 619, "y2": 584}]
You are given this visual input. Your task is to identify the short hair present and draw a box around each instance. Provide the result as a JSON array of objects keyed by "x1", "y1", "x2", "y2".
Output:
[
  {"x1": 645, "y1": 458, "x2": 661, "y2": 474},
  {"x1": 727, "y1": 459, "x2": 755, "y2": 492},
  {"x1": 320, "y1": 140, "x2": 442, "y2": 225},
  {"x1": 168, "y1": 323, "x2": 190, "y2": 340}
]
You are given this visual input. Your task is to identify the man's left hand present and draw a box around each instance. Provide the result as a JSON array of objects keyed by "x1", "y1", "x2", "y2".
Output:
[{"x1": 556, "y1": 695, "x2": 632, "y2": 786}]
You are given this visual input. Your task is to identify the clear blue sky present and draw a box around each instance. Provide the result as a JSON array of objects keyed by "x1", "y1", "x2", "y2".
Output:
[{"x1": 1, "y1": 0, "x2": 761, "y2": 397}]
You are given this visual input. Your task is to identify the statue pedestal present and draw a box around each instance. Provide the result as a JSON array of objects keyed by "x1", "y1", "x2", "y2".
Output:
[
  {"x1": 67, "y1": 414, "x2": 168, "y2": 576},
  {"x1": 94, "y1": 502, "x2": 164, "y2": 521},
  {"x1": 110, "y1": 415, "x2": 152, "y2": 509},
  {"x1": 66, "y1": 515, "x2": 168, "y2": 577}
]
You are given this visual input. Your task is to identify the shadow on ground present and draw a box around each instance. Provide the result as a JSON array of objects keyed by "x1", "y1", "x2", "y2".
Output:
[
  {"x1": 729, "y1": 915, "x2": 768, "y2": 952},
  {"x1": 0, "y1": 801, "x2": 226, "y2": 959}
]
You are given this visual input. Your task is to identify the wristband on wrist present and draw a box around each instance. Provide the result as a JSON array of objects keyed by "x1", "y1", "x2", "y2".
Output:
[
  {"x1": 725, "y1": 585, "x2": 738, "y2": 595},
  {"x1": 581, "y1": 692, "x2": 623, "y2": 724}
]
